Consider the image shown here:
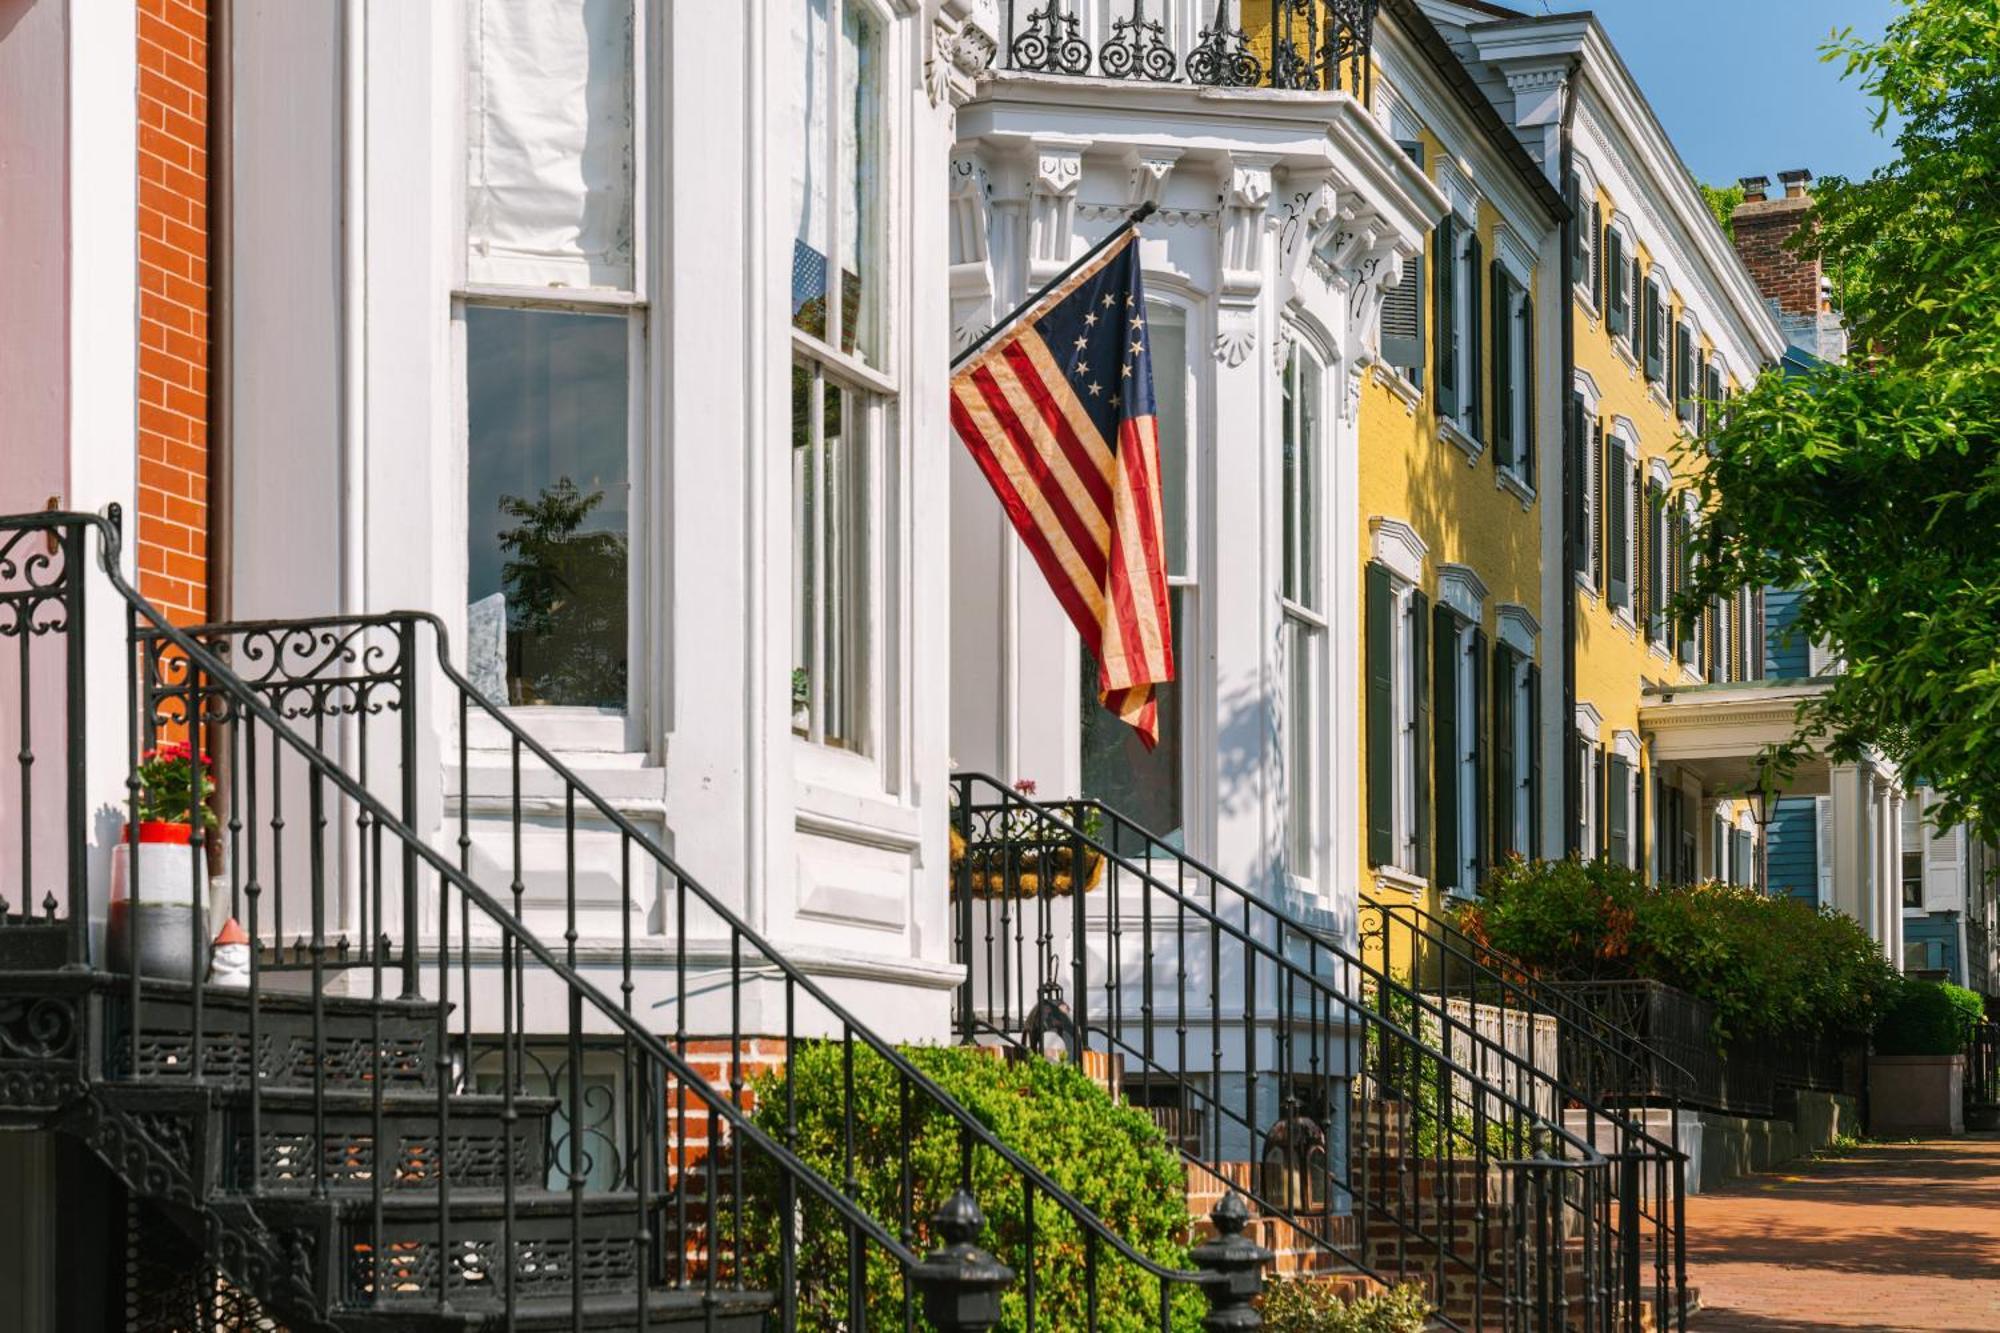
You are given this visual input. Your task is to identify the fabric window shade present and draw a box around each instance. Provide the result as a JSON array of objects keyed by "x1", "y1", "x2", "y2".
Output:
[
  {"x1": 1433, "y1": 606, "x2": 1461, "y2": 892},
  {"x1": 1470, "y1": 627, "x2": 1489, "y2": 884},
  {"x1": 1465, "y1": 233, "x2": 1483, "y2": 438},
  {"x1": 1521, "y1": 294, "x2": 1536, "y2": 477},
  {"x1": 1366, "y1": 562, "x2": 1395, "y2": 865},
  {"x1": 1434, "y1": 217, "x2": 1457, "y2": 418},
  {"x1": 467, "y1": 0, "x2": 636, "y2": 289},
  {"x1": 1491, "y1": 643, "x2": 1515, "y2": 866},
  {"x1": 1526, "y1": 662, "x2": 1542, "y2": 858},
  {"x1": 1490, "y1": 262, "x2": 1512, "y2": 464},
  {"x1": 1412, "y1": 589, "x2": 1432, "y2": 878},
  {"x1": 1608, "y1": 754, "x2": 1630, "y2": 865},
  {"x1": 1605, "y1": 230, "x2": 1626, "y2": 336}
]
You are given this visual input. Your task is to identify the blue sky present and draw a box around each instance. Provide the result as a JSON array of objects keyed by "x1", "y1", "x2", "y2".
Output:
[{"x1": 1563, "y1": 0, "x2": 1904, "y2": 188}]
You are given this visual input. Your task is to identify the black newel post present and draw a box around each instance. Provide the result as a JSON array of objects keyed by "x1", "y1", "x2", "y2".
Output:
[
  {"x1": 911, "y1": 1191, "x2": 1015, "y2": 1332},
  {"x1": 1192, "y1": 1192, "x2": 1272, "y2": 1330}
]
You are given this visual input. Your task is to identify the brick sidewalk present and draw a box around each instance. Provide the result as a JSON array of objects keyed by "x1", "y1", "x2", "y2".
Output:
[{"x1": 1684, "y1": 1132, "x2": 2000, "y2": 1331}]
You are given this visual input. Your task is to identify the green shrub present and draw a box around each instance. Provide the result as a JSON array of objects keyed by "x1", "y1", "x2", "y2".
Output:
[
  {"x1": 1460, "y1": 858, "x2": 1898, "y2": 1044},
  {"x1": 1262, "y1": 1279, "x2": 1431, "y2": 1332},
  {"x1": 1874, "y1": 978, "x2": 1986, "y2": 1056},
  {"x1": 740, "y1": 1043, "x2": 1202, "y2": 1331}
]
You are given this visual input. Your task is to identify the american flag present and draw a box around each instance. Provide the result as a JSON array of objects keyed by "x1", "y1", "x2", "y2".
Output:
[{"x1": 949, "y1": 229, "x2": 1175, "y2": 747}]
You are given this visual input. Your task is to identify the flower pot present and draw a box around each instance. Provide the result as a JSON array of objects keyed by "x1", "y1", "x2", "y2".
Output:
[
  {"x1": 108, "y1": 821, "x2": 209, "y2": 983},
  {"x1": 949, "y1": 836, "x2": 1105, "y2": 900}
]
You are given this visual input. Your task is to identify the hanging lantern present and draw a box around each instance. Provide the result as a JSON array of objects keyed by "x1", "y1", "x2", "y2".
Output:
[{"x1": 1023, "y1": 980, "x2": 1077, "y2": 1063}]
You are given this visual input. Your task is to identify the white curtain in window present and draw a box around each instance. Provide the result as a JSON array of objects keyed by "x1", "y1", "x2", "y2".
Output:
[{"x1": 467, "y1": 0, "x2": 635, "y2": 289}]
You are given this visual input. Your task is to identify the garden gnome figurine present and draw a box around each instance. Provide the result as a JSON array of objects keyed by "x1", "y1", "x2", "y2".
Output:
[{"x1": 210, "y1": 917, "x2": 251, "y2": 988}]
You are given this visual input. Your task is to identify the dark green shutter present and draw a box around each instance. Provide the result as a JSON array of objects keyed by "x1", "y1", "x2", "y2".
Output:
[
  {"x1": 1384, "y1": 140, "x2": 1428, "y2": 377},
  {"x1": 1594, "y1": 747, "x2": 1608, "y2": 859},
  {"x1": 1526, "y1": 662, "x2": 1542, "y2": 859},
  {"x1": 1366, "y1": 562, "x2": 1395, "y2": 866},
  {"x1": 1570, "y1": 395, "x2": 1588, "y2": 572},
  {"x1": 1605, "y1": 230, "x2": 1626, "y2": 336},
  {"x1": 1591, "y1": 201, "x2": 1605, "y2": 308},
  {"x1": 1635, "y1": 756, "x2": 1649, "y2": 882},
  {"x1": 1521, "y1": 294, "x2": 1536, "y2": 479},
  {"x1": 1465, "y1": 233, "x2": 1483, "y2": 439},
  {"x1": 1434, "y1": 216, "x2": 1456, "y2": 419},
  {"x1": 1590, "y1": 418, "x2": 1605, "y2": 590},
  {"x1": 1646, "y1": 482, "x2": 1665, "y2": 641},
  {"x1": 1643, "y1": 283, "x2": 1663, "y2": 381},
  {"x1": 1608, "y1": 755, "x2": 1630, "y2": 865},
  {"x1": 1411, "y1": 590, "x2": 1431, "y2": 876},
  {"x1": 1492, "y1": 642, "x2": 1515, "y2": 865},
  {"x1": 1630, "y1": 258, "x2": 1644, "y2": 357},
  {"x1": 1470, "y1": 628, "x2": 1489, "y2": 886},
  {"x1": 1608, "y1": 441, "x2": 1628, "y2": 609},
  {"x1": 1433, "y1": 605, "x2": 1460, "y2": 891},
  {"x1": 1490, "y1": 262, "x2": 1510, "y2": 464}
]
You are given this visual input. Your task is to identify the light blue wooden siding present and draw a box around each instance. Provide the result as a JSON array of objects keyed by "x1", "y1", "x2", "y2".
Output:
[
  {"x1": 1764, "y1": 586, "x2": 1810, "y2": 678},
  {"x1": 1904, "y1": 914, "x2": 1961, "y2": 982},
  {"x1": 1766, "y1": 796, "x2": 1819, "y2": 903}
]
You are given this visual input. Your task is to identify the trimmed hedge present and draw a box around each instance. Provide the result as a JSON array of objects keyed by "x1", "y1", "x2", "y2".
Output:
[
  {"x1": 1262, "y1": 1279, "x2": 1431, "y2": 1332},
  {"x1": 741, "y1": 1043, "x2": 1202, "y2": 1331},
  {"x1": 1458, "y1": 857, "x2": 1899, "y2": 1044},
  {"x1": 1874, "y1": 978, "x2": 1986, "y2": 1056}
]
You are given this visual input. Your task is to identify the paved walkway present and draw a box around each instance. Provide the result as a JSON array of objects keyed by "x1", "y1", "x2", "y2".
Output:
[{"x1": 1685, "y1": 1133, "x2": 2000, "y2": 1331}]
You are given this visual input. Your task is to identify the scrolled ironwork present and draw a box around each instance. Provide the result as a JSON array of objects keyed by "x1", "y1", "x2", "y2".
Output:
[
  {"x1": 1098, "y1": 0, "x2": 1179, "y2": 81},
  {"x1": 0, "y1": 996, "x2": 78, "y2": 1061},
  {"x1": 1186, "y1": 2, "x2": 1261, "y2": 86},
  {"x1": 1009, "y1": 1, "x2": 1091, "y2": 75},
  {"x1": 0, "y1": 525, "x2": 70, "y2": 639}
]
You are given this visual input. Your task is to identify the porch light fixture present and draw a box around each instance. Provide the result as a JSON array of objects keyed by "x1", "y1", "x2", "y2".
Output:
[
  {"x1": 1260, "y1": 1096, "x2": 1328, "y2": 1213},
  {"x1": 1024, "y1": 980, "x2": 1077, "y2": 1062}
]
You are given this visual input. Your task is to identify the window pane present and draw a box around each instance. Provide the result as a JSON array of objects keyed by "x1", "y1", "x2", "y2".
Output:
[
  {"x1": 1286, "y1": 619, "x2": 1318, "y2": 875},
  {"x1": 1083, "y1": 588, "x2": 1185, "y2": 847},
  {"x1": 1281, "y1": 345, "x2": 1321, "y2": 611},
  {"x1": 1149, "y1": 303, "x2": 1189, "y2": 578},
  {"x1": 791, "y1": 364, "x2": 818, "y2": 734},
  {"x1": 840, "y1": 1, "x2": 883, "y2": 365},
  {"x1": 791, "y1": 0, "x2": 833, "y2": 339},
  {"x1": 466, "y1": 306, "x2": 629, "y2": 708},
  {"x1": 791, "y1": 359, "x2": 869, "y2": 750}
]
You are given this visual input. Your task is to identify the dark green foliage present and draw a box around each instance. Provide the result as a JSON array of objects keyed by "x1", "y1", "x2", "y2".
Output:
[
  {"x1": 1874, "y1": 978, "x2": 1987, "y2": 1055},
  {"x1": 1686, "y1": 0, "x2": 2000, "y2": 839},
  {"x1": 741, "y1": 1043, "x2": 1202, "y2": 1331},
  {"x1": 496, "y1": 478, "x2": 628, "y2": 706},
  {"x1": 1460, "y1": 859, "x2": 1899, "y2": 1044},
  {"x1": 1262, "y1": 1279, "x2": 1431, "y2": 1332},
  {"x1": 1699, "y1": 182, "x2": 1745, "y2": 240}
]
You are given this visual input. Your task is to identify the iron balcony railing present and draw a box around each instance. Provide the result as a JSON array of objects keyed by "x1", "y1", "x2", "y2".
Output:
[
  {"x1": 2, "y1": 509, "x2": 1273, "y2": 1331},
  {"x1": 950, "y1": 773, "x2": 1674, "y2": 1333},
  {"x1": 998, "y1": 0, "x2": 1379, "y2": 98}
]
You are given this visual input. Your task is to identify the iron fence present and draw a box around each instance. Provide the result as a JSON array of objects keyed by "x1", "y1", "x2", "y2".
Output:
[{"x1": 999, "y1": 0, "x2": 1379, "y2": 97}]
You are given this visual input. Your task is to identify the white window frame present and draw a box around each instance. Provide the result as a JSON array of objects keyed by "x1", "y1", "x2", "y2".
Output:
[
  {"x1": 455, "y1": 3, "x2": 653, "y2": 753},
  {"x1": 1280, "y1": 332, "x2": 1329, "y2": 890},
  {"x1": 1607, "y1": 421, "x2": 1638, "y2": 625},
  {"x1": 1572, "y1": 162, "x2": 1599, "y2": 312},
  {"x1": 1452, "y1": 225, "x2": 1479, "y2": 443},
  {"x1": 1456, "y1": 618, "x2": 1481, "y2": 892},
  {"x1": 1390, "y1": 580, "x2": 1420, "y2": 874},
  {"x1": 1573, "y1": 372, "x2": 1602, "y2": 600},
  {"x1": 789, "y1": 0, "x2": 901, "y2": 781},
  {"x1": 1575, "y1": 703, "x2": 1601, "y2": 859}
]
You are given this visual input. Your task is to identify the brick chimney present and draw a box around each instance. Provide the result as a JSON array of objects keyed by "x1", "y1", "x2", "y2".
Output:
[{"x1": 1731, "y1": 168, "x2": 1818, "y2": 319}]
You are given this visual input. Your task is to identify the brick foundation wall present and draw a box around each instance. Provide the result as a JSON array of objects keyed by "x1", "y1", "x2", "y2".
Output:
[{"x1": 136, "y1": 0, "x2": 210, "y2": 625}]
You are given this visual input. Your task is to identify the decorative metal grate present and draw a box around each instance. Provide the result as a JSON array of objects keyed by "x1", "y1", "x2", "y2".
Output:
[
  {"x1": 125, "y1": 1197, "x2": 286, "y2": 1333},
  {"x1": 1000, "y1": 0, "x2": 1379, "y2": 95}
]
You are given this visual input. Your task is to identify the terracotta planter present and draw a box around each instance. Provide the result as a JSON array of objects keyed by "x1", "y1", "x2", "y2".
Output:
[{"x1": 108, "y1": 821, "x2": 209, "y2": 982}]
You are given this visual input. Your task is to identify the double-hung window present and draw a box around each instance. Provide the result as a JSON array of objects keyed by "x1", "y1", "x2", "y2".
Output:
[
  {"x1": 1606, "y1": 429, "x2": 1635, "y2": 616},
  {"x1": 791, "y1": 0, "x2": 890, "y2": 752},
  {"x1": 1643, "y1": 278, "x2": 1666, "y2": 384},
  {"x1": 1646, "y1": 478, "x2": 1669, "y2": 647},
  {"x1": 463, "y1": 0, "x2": 641, "y2": 715},
  {"x1": 1367, "y1": 561, "x2": 1428, "y2": 878},
  {"x1": 1569, "y1": 170, "x2": 1600, "y2": 311},
  {"x1": 1280, "y1": 338, "x2": 1327, "y2": 883},
  {"x1": 1433, "y1": 212, "x2": 1483, "y2": 446},
  {"x1": 1493, "y1": 645, "x2": 1537, "y2": 860},
  {"x1": 1431, "y1": 602, "x2": 1485, "y2": 895},
  {"x1": 1902, "y1": 797, "x2": 1926, "y2": 907},
  {"x1": 1491, "y1": 264, "x2": 1534, "y2": 481}
]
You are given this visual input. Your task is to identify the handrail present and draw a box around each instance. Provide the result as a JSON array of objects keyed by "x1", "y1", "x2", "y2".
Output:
[
  {"x1": 74, "y1": 524, "x2": 1222, "y2": 1307},
  {"x1": 49, "y1": 508, "x2": 925, "y2": 1275}
]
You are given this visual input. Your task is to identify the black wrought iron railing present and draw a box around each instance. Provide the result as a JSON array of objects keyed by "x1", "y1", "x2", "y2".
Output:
[
  {"x1": 1555, "y1": 979, "x2": 1855, "y2": 1121},
  {"x1": 950, "y1": 773, "x2": 1669, "y2": 1333},
  {"x1": 2, "y1": 509, "x2": 1274, "y2": 1330},
  {"x1": 1963, "y1": 1019, "x2": 1998, "y2": 1126},
  {"x1": 998, "y1": 0, "x2": 1378, "y2": 98}
]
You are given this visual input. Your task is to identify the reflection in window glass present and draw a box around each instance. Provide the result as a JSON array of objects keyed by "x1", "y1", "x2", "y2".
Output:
[
  {"x1": 791, "y1": 0, "x2": 883, "y2": 366},
  {"x1": 1150, "y1": 305, "x2": 1189, "y2": 577},
  {"x1": 466, "y1": 306, "x2": 629, "y2": 708},
  {"x1": 791, "y1": 0, "x2": 832, "y2": 341},
  {"x1": 1083, "y1": 590, "x2": 1185, "y2": 848},
  {"x1": 791, "y1": 357, "x2": 868, "y2": 749}
]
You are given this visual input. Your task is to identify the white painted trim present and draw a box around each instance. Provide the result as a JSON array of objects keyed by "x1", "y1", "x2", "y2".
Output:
[
  {"x1": 1497, "y1": 603, "x2": 1540, "y2": 657},
  {"x1": 1438, "y1": 564, "x2": 1488, "y2": 621},
  {"x1": 1574, "y1": 701, "x2": 1603, "y2": 742},
  {"x1": 1647, "y1": 455, "x2": 1674, "y2": 488},
  {"x1": 1493, "y1": 224, "x2": 1535, "y2": 289},
  {"x1": 1433, "y1": 153, "x2": 1481, "y2": 226},
  {"x1": 1369, "y1": 517, "x2": 1428, "y2": 585},
  {"x1": 1609, "y1": 414, "x2": 1640, "y2": 448},
  {"x1": 1612, "y1": 729, "x2": 1640, "y2": 763},
  {"x1": 1573, "y1": 367, "x2": 1602, "y2": 409}
]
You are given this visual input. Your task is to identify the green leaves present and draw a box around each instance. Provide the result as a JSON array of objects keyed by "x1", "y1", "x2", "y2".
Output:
[
  {"x1": 1263, "y1": 1279, "x2": 1431, "y2": 1332},
  {"x1": 1874, "y1": 977, "x2": 1987, "y2": 1055}
]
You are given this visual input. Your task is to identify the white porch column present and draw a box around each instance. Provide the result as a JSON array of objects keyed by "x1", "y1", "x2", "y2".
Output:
[
  {"x1": 1830, "y1": 761, "x2": 1872, "y2": 943},
  {"x1": 1886, "y1": 785, "x2": 1907, "y2": 971}
]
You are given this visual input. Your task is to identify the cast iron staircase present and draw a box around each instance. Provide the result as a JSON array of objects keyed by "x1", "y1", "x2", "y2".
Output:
[{"x1": 1, "y1": 510, "x2": 1274, "y2": 1331}]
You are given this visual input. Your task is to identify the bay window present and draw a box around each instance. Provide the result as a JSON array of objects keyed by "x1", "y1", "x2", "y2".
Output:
[{"x1": 791, "y1": 0, "x2": 891, "y2": 751}]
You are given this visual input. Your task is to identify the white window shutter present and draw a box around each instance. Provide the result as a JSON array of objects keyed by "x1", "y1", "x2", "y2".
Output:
[
  {"x1": 467, "y1": 0, "x2": 636, "y2": 289},
  {"x1": 1816, "y1": 795, "x2": 1834, "y2": 907},
  {"x1": 1925, "y1": 792, "x2": 1963, "y2": 903}
]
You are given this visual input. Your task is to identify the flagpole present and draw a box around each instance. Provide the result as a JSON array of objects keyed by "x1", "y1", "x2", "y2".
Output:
[{"x1": 949, "y1": 200, "x2": 1158, "y2": 372}]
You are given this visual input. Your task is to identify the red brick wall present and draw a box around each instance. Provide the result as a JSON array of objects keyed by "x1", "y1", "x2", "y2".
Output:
[
  {"x1": 1732, "y1": 197, "x2": 1819, "y2": 319},
  {"x1": 136, "y1": 0, "x2": 210, "y2": 625}
]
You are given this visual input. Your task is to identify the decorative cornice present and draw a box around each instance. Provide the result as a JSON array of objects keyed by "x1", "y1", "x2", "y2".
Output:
[
  {"x1": 1369, "y1": 516, "x2": 1428, "y2": 584},
  {"x1": 1438, "y1": 564, "x2": 1489, "y2": 621},
  {"x1": 1574, "y1": 701, "x2": 1603, "y2": 741},
  {"x1": 1498, "y1": 602, "x2": 1540, "y2": 656}
]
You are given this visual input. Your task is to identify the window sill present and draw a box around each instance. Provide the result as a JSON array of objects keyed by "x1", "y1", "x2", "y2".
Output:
[
  {"x1": 1573, "y1": 570, "x2": 1600, "y2": 603},
  {"x1": 1373, "y1": 364, "x2": 1423, "y2": 414},
  {"x1": 1612, "y1": 343, "x2": 1640, "y2": 377},
  {"x1": 1440, "y1": 417, "x2": 1484, "y2": 465},
  {"x1": 1372, "y1": 864, "x2": 1431, "y2": 899},
  {"x1": 1610, "y1": 607, "x2": 1637, "y2": 636},
  {"x1": 1647, "y1": 384, "x2": 1673, "y2": 414},
  {"x1": 1495, "y1": 466, "x2": 1535, "y2": 509},
  {"x1": 1574, "y1": 286, "x2": 1599, "y2": 324},
  {"x1": 1648, "y1": 640, "x2": 1674, "y2": 663}
]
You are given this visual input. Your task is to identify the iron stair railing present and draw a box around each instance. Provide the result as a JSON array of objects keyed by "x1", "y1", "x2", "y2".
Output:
[
  {"x1": 951, "y1": 772, "x2": 1639, "y2": 1332},
  {"x1": 3, "y1": 509, "x2": 1269, "y2": 1331}
]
